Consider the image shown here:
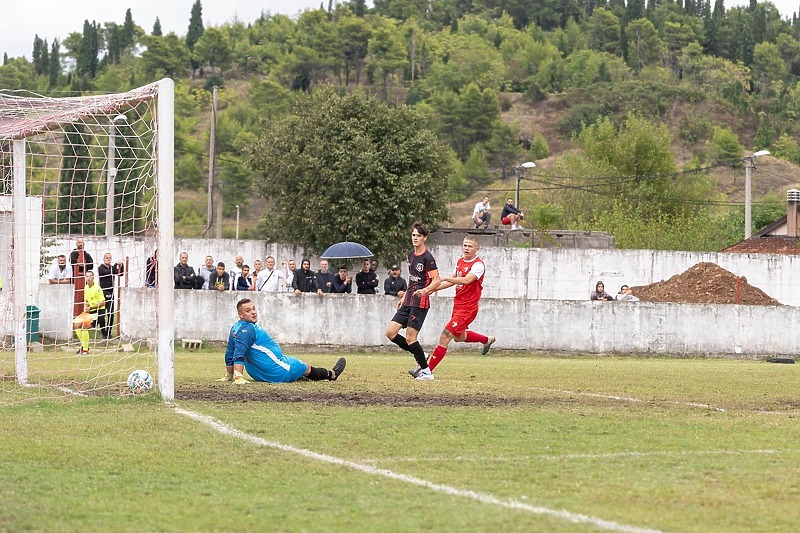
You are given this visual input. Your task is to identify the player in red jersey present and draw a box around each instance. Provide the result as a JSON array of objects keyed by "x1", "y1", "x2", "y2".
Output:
[
  {"x1": 410, "y1": 235, "x2": 495, "y2": 377},
  {"x1": 385, "y1": 222, "x2": 441, "y2": 380}
]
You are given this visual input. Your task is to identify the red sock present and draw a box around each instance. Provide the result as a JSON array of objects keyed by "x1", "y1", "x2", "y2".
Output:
[
  {"x1": 428, "y1": 345, "x2": 448, "y2": 371},
  {"x1": 465, "y1": 331, "x2": 488, "y2": 344}
]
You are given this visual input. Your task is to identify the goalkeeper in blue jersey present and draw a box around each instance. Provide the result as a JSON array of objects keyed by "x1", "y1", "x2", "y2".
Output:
[{"x1": 218, "y1": 298, "x2": 346, "y2": 384}]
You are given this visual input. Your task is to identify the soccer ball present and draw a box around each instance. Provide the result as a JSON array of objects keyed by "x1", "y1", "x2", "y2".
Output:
[{"x1": 127, "y1": 369, "x2": 154, "y2": 394}]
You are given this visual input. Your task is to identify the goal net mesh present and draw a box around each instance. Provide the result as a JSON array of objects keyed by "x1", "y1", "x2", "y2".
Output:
[{"x1": 0, "y1": 82, "x2": 167, "y2": 405}]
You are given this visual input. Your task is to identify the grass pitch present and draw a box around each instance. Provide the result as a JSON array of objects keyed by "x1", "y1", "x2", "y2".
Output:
[{"x1": 1, "y1": 350, "x2": 799, "y2": 532}]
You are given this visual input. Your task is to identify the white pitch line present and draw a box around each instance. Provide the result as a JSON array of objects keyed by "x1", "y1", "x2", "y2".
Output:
[
  {"x1": 365, "y1": 449, "x2": 791, "y2": 464},
  {"x1": 530, "y1": 386, "x2": 727, "y2": 412},
  {"x1": 173, "y1": 405, "x2": 662, "y2": 533}
]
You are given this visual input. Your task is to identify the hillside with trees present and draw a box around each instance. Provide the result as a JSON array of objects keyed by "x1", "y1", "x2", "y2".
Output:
[{"x1": 2, "y1": 0, "x2": 800, "y2": 256}]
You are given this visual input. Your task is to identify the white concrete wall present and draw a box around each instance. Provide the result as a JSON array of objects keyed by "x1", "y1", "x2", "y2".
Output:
[
  {"x1": 35, "y1": 237, "x2": 800, "y2": 306},
  {"x1": 107, "y1": 286, "x2": 798, "y2": 356}
]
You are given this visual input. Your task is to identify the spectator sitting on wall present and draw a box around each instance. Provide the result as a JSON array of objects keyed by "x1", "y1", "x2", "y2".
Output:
[
  {"x1": 472, "y1": 196, "x2": 491, "y2": 230},
  {"x1": 500, "y1": 197, "x2": 524, "y2": 230}
]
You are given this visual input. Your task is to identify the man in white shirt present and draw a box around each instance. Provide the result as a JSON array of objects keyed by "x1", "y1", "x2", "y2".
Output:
[
  {"x1": 283, "y1": 259, "x2": 296, "y2": 292},
  {"x1": 199, "y1": 255, "x2": 215, "y2": 290},
  {"x1": 256, "y1": 256, "x2": 284, "y2": 292},
  {"x1": 472, "y1": 196, "x2": 491, "y2": 229},
  {"x1": 229, "y1": 255, "x2": 244, "y2": 290},
  {"x1": 49, "y1": 255, "x2": 72, "y2": 284}
]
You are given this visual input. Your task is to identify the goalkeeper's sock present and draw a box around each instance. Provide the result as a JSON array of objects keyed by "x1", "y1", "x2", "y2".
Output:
[{"x1": 76, "y1": 329, "x2": 89, "y2": 350}]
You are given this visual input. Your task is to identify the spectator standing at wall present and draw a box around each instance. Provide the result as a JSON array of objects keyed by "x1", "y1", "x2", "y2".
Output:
[
  {"x1": 70, "y1": 237, "x2": 94, "y2": 316},
  {"x1": 330, "y1": 266, "x2": 352, "y2": 294},
  {"x1": 590, "y1": 281, "x2": 615, "y2": 301},
  {"x1": 229, "y1": 255, "x2": 244, "y2": 290},
  {"x1": 49, "y1": 255, "x2": 72, "y2": 284},
  {"x1": 283, "y1": 259, "x2": 297, "y2": 292},
  {"x1": 97, "y1": 253, "x2": 124, "y2": 339},
  {"x1": 315, "y1": 260, "x2": 335, "y2": 293},
  {"x1": 199, "y1": 255, "x2": 215, "y2": 290},
  {"x1": 145, "y1": 250, "x2": 157, "y2": 288},
  {"x1": 500, "y1": 198, "x2": 524, "y2": 230},
  {"x1": 292, "y1": 259, "x2": 322, "y2": 296},
  {"x1": 356, "y1": 258, "x2": 379, "y2": 294},
  {"x1": 472, "y1": 196, "x2": 492, "y2": 229},
  {"x1": 256, "y1": 256, "x2": 284, "y2": 292},
  {"x1": 384, "y1": 264, "x2": 407, "y2": 298},
  {"x1": 236, "y1": 265, "x2": 253, "y2": 291},
  {"x1": 616, "y1": 284, "x2": 640, "y2": 302},
  {"x1": 208, "y1": 262, "x2": 230, "y2": 291},
  {"x1": 174, "y1": 252, "x2": 200, "y2": 289}
]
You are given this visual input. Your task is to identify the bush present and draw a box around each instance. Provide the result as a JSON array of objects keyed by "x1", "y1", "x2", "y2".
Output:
[
  {"x1": 558, "y1": 103, "x2": 608, "y2": 136},
  {"x1": 498, "y1": 94, "x2": 512, "y2": 111}
]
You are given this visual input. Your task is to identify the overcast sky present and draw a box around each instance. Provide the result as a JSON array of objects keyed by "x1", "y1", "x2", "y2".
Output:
[{"x1": 1, "y1": 0, "x2": 795, "y2": 61}]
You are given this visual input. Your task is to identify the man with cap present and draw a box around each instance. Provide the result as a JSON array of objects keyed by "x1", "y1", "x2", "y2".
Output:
[{"x1": 384, "y1": 263, "x2": 407, "y2": 298}]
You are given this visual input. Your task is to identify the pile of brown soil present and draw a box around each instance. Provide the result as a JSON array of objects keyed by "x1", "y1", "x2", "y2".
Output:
[{"x1": 631, "y1": 262, "x2": 781, "y2": 305}]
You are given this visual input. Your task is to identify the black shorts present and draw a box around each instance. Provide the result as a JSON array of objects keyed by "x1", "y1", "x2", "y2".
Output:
[{"x1": 391, "y1": 306, "x2": 429, "y2": 332}]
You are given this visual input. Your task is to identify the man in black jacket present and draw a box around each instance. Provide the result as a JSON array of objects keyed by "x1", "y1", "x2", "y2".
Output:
[
  {"x1": 292, "y1": 259, "x2": 322, "y2": 296},
  {"x1": 315, "y1": 260, "x2": 335, "y2": 293},
  {"x1": 356, "y1": 258, "x2": 379, "y2": 294},
  {"x1": 97, "y1": 253, "x2": 124, "y2": 338},
  {"x1": 174, "y1": 252, "x2": 202, "y2": 289}
]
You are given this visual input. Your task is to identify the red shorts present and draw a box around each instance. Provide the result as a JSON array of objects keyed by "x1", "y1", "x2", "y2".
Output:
[
  {"x1": 501, "y1": 215, "x2": 511, "y2": 225},
  {"x1": 445, "y1": 305, "x2": 478, "y2": 337}
]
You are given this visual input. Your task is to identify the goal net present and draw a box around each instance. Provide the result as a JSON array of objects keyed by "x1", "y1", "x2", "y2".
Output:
[{"x1": 0, "y1": 79, "x2": 174, "y2": 405}]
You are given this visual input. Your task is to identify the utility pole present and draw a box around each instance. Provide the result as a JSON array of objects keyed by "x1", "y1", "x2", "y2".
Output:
[
  {"x1": 206, "y1": 85, "x2": 218, "y2": 237},
  {"x1": 744, "y1": 150, "x2": 770, "y2": 240}
]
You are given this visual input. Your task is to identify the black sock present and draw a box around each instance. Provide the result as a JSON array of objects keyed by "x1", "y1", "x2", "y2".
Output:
[
  {"x1": 307, "y1": 366, "x2": 330, "y2": 381},
  {"x1": 408, "y1": 341, "x2": 428, "y2": 369},
  {"x1": 390, "y1": 334, "x2": 410, "y2": 352}
]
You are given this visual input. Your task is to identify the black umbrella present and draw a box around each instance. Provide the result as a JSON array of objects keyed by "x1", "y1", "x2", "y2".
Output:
[{"x1": 320, "y1": 242, "x2": 374, "y2": 260}]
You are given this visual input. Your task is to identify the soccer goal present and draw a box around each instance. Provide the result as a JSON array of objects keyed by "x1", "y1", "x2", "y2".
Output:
[{"x1": 0, "y1": 79, "x2": 174, "y2": 405}]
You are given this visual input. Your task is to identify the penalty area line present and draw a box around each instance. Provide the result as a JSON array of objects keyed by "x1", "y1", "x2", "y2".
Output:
[{"x1": 173, "y1": 405, "x2": 662, "y2": 533}]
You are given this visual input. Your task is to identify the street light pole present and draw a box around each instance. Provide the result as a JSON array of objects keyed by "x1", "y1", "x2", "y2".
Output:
[
  {"x1": 744, "y1": 150, "x2": 770, "y2": 240},
  {"x1": 235, "y1": 205, "x2": 240, "y2": 240},
  {"x1": 515, "y1": 161, "x2": 536, "y2": 210},
  {"x1": 106, "y1": 114, "x2": 127, "y2": 239}
]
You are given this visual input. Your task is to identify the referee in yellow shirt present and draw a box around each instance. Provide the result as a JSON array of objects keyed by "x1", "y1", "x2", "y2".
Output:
[{"x1": 72, "y1": 271, "x2": 105, "y2": 354}]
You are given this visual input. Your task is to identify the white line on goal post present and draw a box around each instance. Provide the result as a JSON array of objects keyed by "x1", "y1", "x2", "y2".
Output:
[{"x1": 174, "y1": 406, "x2": 663, "y2": 533}]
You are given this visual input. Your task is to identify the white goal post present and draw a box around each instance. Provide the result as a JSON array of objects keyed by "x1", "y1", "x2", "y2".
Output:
[{"x1": 0, "y1": 79, "x2": 174, "y2": 404}]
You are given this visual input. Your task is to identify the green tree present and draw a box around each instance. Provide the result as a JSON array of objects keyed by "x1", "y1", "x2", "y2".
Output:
[
  {"x1": 246, "y1": 86, "x2": 451, "y2": 263},
  {"x1": 122, "y1": 8, "x2": 136, "y2": 50},
  {"x1": 366, "y1": 16, "x2": 408, "y2": 100},
  {"x1": 193, "y1": 27, "x2": 233, "y2": 73},
  {"x1": 48, "y1": 39, "x2": 61, "y2": 87},
  {"x1": 58, "y1": 124, "x2": 96, "y2": 235},
  {"x1": 585, "y1": 8, "x2": 621, "y2": 54},
  {"x1": 751, "y1": 41, "x2": 788, "y2": 95},
  {"x1": 113, "y1": 118, "x2": 144, "y2": 234},
  {"x1": 460, "y1": 146, "x2": 491, "y2": 187},
  {"x1": 486, "y1": 121, "x2": 524, "y2": 180},
  {"x1": 152, "y1": 17, "x2": 163, "y2": 37},
  {"x1": 338, "y1": 15, "x2": 372, "y2": 85},
  {"x1": 141, "y1": 33, "x2": 190, "y2": 79},
  {"x1": 625, "y1": 18, "x2": 664, "y2": 70},
  {"x1": 186, "y1": 0, "x2": 204, "y2": 73},
  {"x1": 707, "y1": 126, "x2": 743, "y2": 165}
]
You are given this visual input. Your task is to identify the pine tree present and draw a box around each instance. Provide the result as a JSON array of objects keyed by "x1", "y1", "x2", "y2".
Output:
[
  {"x1": 122, "y1": 8, "x2": 135, "y2": 50},
  {"x1": 32, "y1": 35, "x2": 43, "y2": 75},
  {"x1": 186, "y1": 0, "x2": 204, "y2": 51},
  {"x1": 113, "y1": 118, "x2": 144, "y2": 234},
  {"x1": 152, "y1": 17, "x2": 162, "y2": 36},
  {"x1": 40, "y1": 39, "x2": 49, "y2": 78},
  {"x1": 49, "y1": 39, "x2": 60, "y2": 87},
  {"x1": 186, "y1": 0, "x2": 204, "y2": 74}
]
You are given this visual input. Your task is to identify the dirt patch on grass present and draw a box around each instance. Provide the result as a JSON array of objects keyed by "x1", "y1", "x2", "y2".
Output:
[
  {"x1": 632, "y1": 262, "x2": 781, "y2": 305},
  {"x1": 177, "y1": 385, "x2": 545, "y2": 407}
]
